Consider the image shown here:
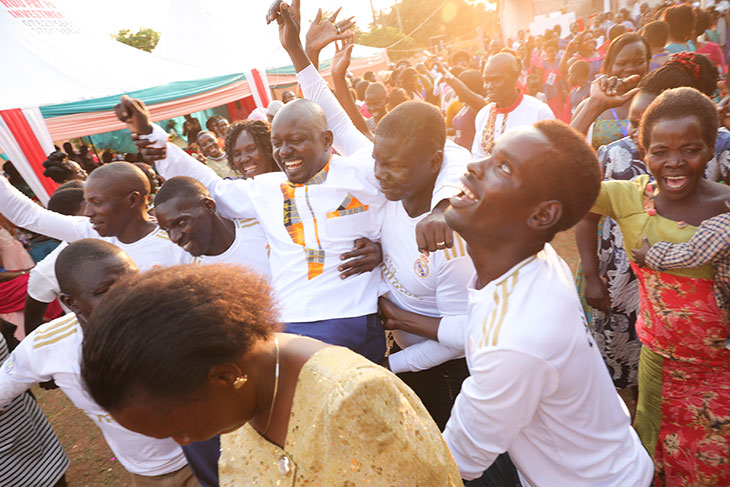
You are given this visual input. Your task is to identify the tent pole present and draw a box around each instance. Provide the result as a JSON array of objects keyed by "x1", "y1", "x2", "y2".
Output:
[{"x1": 83, "y1": 135, "x2": 102, "y2": 165}]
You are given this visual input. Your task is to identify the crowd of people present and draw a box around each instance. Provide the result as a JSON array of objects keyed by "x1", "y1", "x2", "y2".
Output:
[{"x1": 1, "y1": 0, "x2": 729, "y2": 485}]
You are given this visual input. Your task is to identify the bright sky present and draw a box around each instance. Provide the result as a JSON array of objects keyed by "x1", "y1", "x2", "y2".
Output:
[{"x1": 55, "y1": 0, "x2": 400, "y2": 35}]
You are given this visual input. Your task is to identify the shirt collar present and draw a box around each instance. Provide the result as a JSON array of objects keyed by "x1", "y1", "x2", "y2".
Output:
[
  {"x1": 495, "y1": 92, "x2": 524, "y2": 114},
  {"x1": 287, "y1": 156, "x2": 331, "y2": 188}
]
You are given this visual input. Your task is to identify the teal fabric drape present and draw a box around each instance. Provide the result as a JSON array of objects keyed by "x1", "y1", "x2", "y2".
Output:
[{"x1": 40, "y1": 73, "x2": 247, "y2": 118}]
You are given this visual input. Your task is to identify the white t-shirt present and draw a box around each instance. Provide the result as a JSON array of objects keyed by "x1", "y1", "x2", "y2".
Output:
[
  {"x1": 192, "y1": 217, "x2": 271, "y2": 280},
  {"x1": 0, "y1": 175, "x2": 191, "y2": 303},
  {"x1": 379, "y1": 201, "x2": 473, "y2": 374},
  {"x1": 0, "y1": 314, "x2": 188, "y2": 477},
  {"x1": 27, "y1": 241, "x2": 67, "y2": 304},
  {"x1": 23, "y1": 227, "x2": 189, "y2": 306},
  {"x1": 441, "y1": 245, "x2": 654, "y2": 485},
  {"x1": 471, "y1": 94, "x2": 555, "y2": 159}
]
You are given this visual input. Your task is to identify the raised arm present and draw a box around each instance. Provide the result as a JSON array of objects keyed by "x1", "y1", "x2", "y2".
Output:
[
  {"x1": 273, "y1": 0, "x2": 371, "y2": 156},
  {"x1": 116, "y1": 97, "x2": 257, "y2": 220},
  {"x1": 570, "y1": 75, "x2": 640, "y2": 136},
  {"x1": 0, "y1": 176, "x2": 90, "y2": 242},
  {"x1": 303, "y1": 7, "x2": 354, "y2": 71},
  {"x1": 442, "y1": 70, "x2": 487, "y2": 111},
  {"x1": 330, "y1": 38, "x2": 374, "y2": 140}
]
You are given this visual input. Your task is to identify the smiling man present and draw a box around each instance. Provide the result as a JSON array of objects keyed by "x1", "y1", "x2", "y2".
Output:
[
  {"x1": 0, "y1": 162, "x2": 191, "y2": 290},
  {"x1": 472, "y1": 53, "x2": 554, "y2": 159},
  {"x1": 153, "y1": 176, "x2": 272, "y2": 279},
  {"x1": 412, "y1": 121, "x2": 653, "y2": 485},
  {"x1": 196, "y1": 130, "x2": 237, "y2": 179},
  {"x1": 119, "y1": 95, "x2": 391, "y2": 363}
]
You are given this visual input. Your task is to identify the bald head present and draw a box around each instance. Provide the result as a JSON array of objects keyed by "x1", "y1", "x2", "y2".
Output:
[
  {"x1": 273, "y1": 99, "x2": 328, "y2": 133},
  {"x1": 87, "y1": 161, "x2": 150, "y2": 197},
  {"x1": 155, "y1": 176, "x2": 209, "y2": 207},
  {"x1": 485, "y1": 53, "x2": 520, "y2": 78},
  {"x1": 483, "y1": 53, "x2": 521, "y2": 107}
]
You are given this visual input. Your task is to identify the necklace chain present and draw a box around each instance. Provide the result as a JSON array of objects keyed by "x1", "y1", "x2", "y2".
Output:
[{"x1": 262, "y1": 336, "x2": 280, "y2": 435}]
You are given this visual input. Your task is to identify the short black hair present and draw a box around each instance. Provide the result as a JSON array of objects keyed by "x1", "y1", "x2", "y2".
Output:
[
  {"x1": 55, "y1": 239, "x2": 126, "y2": 295},
  {"x1": 356, "y1": 80, "x2": 371, "y2": 101},
  {"x1": 387, "y1": 88, "x2": 408, "y2": 110},
  {"x1": 376, "y1": 101, "x2": 446, "y2": 155},
  {"x1": 569, "y1": 59, "x2": 590, "y2": 78},
  {"x1": 205, "y1": 115, "x2": 225, "y2": 132},
  {"x1": 365, "y1": 82, "x2": 387, "y2": 98},
  {"x1": 458, "y1": 70, "x2": 485, "y2": 96},
  {"x1": 531, "y1": 120, "x2": 602, "y2": 236},
  {"x1": 608, "y1": 24, "x2": 628, "y2": 41},
  {"x1": 47, "y1": 188, "x2": 84, "y2": 215},
  {"x1": 638, "y1": 52, "x2": 717, "y2": 97},
  {"x1": 56, "y1": 180, "x2": 84, "y2": 191},
  {"x1": 694, "y1": 9, "x2": 713, "y2": 38},
  {"x1": 81, "y1": 264, "x2": 279, "y2": 412},
  {"x1": 641, "y1": 20, "x2": 669, "y2": 48},
  {"x1": 155, "y1": 176, "x2": 209, "y2": 207},
  {"x1": 663, "y1": 4, "x2": 695, "y2": 42},
  {"x1": 224, "y1": 120, "x2": 274, "y2": 175},
  {"x1": 639, "y1": 86, "x2": 718, "y2": 151},
  {"x1": 601, "y1": 33, "x2": 650, "y2": 75}
]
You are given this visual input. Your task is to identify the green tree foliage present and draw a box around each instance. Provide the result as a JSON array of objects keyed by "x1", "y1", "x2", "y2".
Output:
[
  {"x1": 113, "y1": 27, "x2": 160, "y2": 53},
  {"x1": 356, "y1": 0, "x2": 497, "y2": 59}
]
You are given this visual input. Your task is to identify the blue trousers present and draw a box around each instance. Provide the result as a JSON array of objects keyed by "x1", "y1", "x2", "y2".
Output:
[
  {"x1": 181, "y1": 437, "x2": 219, "y2": 487},
  {"x1": 181, "y1": 313, "x2": 386, "y2": 487},
  {"x1": 285, "y1": 313, "x2": 386, "y2": 363}
]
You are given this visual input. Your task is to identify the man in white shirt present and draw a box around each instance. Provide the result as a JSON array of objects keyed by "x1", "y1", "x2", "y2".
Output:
[
  {"x1": 0, "y1": 162, "x2": 191, "y2": 307},
  {"x1": 296, "y1": 40, "x2": 473, "y2": 430},
  {"x1": 390, "y1": 121, "x2": 654, "y2": 485},
  {"x1": 153, "y1": 176, "x2": 273, "y2": 280},
  {"x1": 472, "y1": 53, "x2": 554, "y2": 159},
  {"x1": 0, "y1": 239, "x2": 198, "y2": 486}
]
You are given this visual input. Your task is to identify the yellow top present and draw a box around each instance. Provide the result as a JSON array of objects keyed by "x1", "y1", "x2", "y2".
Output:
[
  {"x1": 591, "y1": 174, "x2": 713, "y2": 279},
  {"x1": 218, "y1": 346, "x2": 463, "y2": 486}
]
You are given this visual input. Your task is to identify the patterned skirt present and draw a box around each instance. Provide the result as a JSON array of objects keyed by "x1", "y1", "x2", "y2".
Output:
[{"x1": 632, "y1": 264, "x2": 730, "y2": 486}]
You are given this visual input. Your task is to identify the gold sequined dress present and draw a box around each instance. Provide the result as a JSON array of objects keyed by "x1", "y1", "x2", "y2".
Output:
[{"x1": 219, "y1": 346, "x2": 463, "y2": 486}]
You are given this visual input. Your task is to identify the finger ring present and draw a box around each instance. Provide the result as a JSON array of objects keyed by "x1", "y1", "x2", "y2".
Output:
[
  {"x1": 335, "y1": 25, "x2": 342, "y2": 34},
  {"x1": 436, "y1": 241, "x2": 446, "y2": 246}
]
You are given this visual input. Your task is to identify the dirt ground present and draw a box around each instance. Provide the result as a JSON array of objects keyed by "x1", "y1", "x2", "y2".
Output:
[{"x1": 36, "y1": 229, "x2": 580, "y2": 486}]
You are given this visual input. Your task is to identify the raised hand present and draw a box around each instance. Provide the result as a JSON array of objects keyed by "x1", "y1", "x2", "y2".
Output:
[
  {"x1": 268, "y1": 0, "x2": 302, "y2": 53},
  {"x1": 331, "y1": 35, "x2": 355, "y2": 79},
  {"x1": 588, "y1": 74, "x2": 641, "y2": 111},
  {"x1": 305, "y1": 7, "x2": 355, "y2": 61},
  {"x1": 115, "y1": 95, "x2": 153, "y2": 135}
]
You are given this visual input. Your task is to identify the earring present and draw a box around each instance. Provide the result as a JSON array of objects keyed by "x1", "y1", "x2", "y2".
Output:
[{"x1": 233, "y1": 375, "x2": 248, "y2": 389}]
